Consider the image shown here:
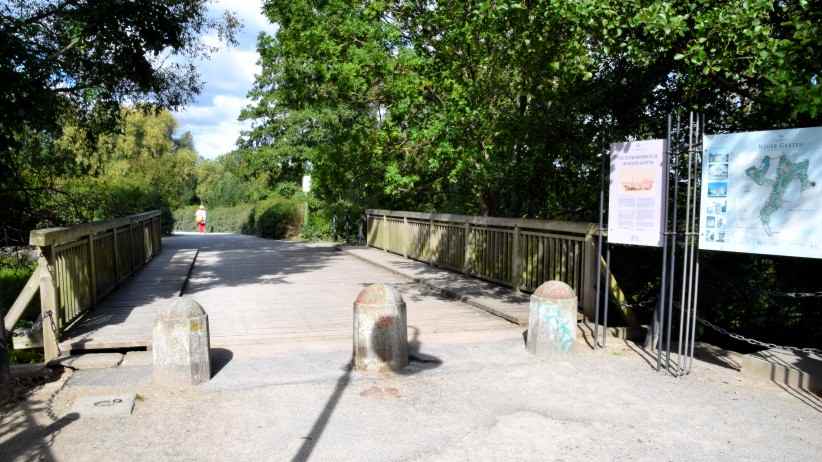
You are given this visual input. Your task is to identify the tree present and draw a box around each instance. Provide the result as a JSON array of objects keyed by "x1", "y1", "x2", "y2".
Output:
[
  {"x1": 240, "y1": 0, "x2": 822, "y2": 349},
  {"x1": 0, "y1": 0, "x2": 239, "y2": 244},
  {"x1": 243, "y1": 0, "x2": 822, "y2": 219}
]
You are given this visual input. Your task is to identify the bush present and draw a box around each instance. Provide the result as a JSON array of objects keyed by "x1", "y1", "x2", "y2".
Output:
[
  {"x1": 172, "y1": 198, "x2": 302, "y2": 238},
  {"x1": 300, "y1": 196, "x2": 364, "y2": 242},
  {"x1": 248, "y1": 197, "x2": 302, "y2": 239}
]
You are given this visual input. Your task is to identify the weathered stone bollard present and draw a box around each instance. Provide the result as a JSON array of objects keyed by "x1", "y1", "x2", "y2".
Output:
[
  {"x1": 353, "y1": 284, "x2": 408, "y2": 372},
  {"x1": 527, "y1": 281, "x2": 577, "y2": 356},
  {"x1": 153, "y1": 296, "x2": 211, "y2": 386}
]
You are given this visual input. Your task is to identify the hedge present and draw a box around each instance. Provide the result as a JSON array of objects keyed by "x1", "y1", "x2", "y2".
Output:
[{"x1": 173, "y1": 198, "x2": 302, "y2": 239}]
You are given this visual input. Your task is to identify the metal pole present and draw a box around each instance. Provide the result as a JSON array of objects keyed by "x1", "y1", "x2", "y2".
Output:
[
  {"x1": 665, "y1": 112, "x2": 681, "y2": 374},
  {"x1": 594, "y1": 152, "x2": 606, "y2": 349},
  {"x1": 603, "y1": 245, "x2": 611, "y2": 348},
  {"x1": 688, "y1": 258, "x2": 701, "y2": 374},
  {"x1": 676, "y1": 112, "x2": 694, "y2": 376},
  {"x1": 685, "y1": 113, "x2": 703, "y2": 374},
  {"x1": 656, "y1": 113, "x2": 673, "y2": 371}
]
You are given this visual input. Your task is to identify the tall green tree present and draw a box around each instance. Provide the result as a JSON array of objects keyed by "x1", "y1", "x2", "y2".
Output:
[
  {"x1": 0, "y1": 0, "x2": 239, "y2": 245},
  {"x1": 243, "y1": 0, "x2": 822, "y2": 221}
]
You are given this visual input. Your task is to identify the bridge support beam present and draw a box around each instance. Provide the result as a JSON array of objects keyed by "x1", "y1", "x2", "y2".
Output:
[
  {"x1": 153, "y1": 296, "x2": 211, "y2": 386},
  {"x1": 527, "y1": 281, "x2": 578, "y2": 357},
  {"x1": 353, "y1": 284, "x2": 408, "y2": 372}
]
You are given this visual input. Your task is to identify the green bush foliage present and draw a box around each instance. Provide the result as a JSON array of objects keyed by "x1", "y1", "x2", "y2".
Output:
[
  {"x1": 173, "y1": 197, "x2": 302, "y2": 239},
  {"x1": 173, "y1": 204, "x2": 255, "y2": 233},
  {"x1": 249, "y1": 197, "x2": 303, "y2": 239},
  {"x1": 0, "y1": 259, "x2": 44, "y2": 364}
]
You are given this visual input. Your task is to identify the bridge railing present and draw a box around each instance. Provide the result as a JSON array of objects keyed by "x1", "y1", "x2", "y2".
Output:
[
  {"x1": 4, "y1": 210, "x2": 162, "y2": 360},
  {"x1": 366, "y1": 209, "x2": 600, "y2": 315}
]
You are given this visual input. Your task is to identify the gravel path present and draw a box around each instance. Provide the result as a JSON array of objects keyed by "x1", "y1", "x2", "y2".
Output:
[{"x1": 3, "y1": 335, "x2": 820, "y2": 461}]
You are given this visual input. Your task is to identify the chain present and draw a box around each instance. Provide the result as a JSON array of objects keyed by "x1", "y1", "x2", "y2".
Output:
[
  {"x1": 771, "y1": 291, "x2": 822, "y2": 299},
  {"x1": 696, "y1": 316, "x2": 821, "y2": 355}
]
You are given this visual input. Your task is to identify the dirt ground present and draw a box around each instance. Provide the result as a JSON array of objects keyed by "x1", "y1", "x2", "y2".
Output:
[{"x1": 2, "y1": 332, "x2": 821, "y2": 462}]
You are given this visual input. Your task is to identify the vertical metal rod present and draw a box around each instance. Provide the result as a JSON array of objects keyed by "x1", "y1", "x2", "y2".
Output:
[
  {"x1": 656, "y1": 113, "x2": 673, "y2": 370},
  {"x1": 665, "y1": 112, "x2": 681, "y2": 373},
  {"x1": 594, "y1": 152, "x2": 606, "y2": 349},
  {"x1": 688, "y1": 258, "x2": 701, "y2": 374},
  {"x1": 687, "y1": 115, "x2": 707, "y2": 374},
  {"x1": 685, "y1": 114, "x2": 703, "y2": 373},
  {"x1": 677, "y1": 113, "x2": 693, "y2": 375},
  {"x1": 603, "y1": 246, "x2": 611, "y2": 348}
]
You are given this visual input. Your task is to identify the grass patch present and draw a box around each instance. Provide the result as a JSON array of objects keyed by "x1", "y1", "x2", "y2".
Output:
[{"x1": 1, "y1": 259, "x2": 44, "y2": 364}]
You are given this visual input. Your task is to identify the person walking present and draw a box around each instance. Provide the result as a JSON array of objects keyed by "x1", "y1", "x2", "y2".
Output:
[{"x1": 195, "y1": 204, "x2": 207, "y2": 233}]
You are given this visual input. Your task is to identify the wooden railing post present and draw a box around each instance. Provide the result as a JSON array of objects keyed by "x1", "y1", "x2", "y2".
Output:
[
  {"x1": 428, "y1": 217, "x2": 436, "y2": 266},
  {"x1": 156, "y1": 216, "x2": 162, "y2": 253},
  {"x1": 383, "y1": 214, "x2": 388, "y2": 252},
  {"x1": 582, "y1": 230, "x2": 599, "y2": 320},
  {"x1": 88, "y1": 234, "x2": 97, "y2": 306},
  {"x1": 113, "y1": 227, "x2": 120, "y2": 282},
  {"x1": 463, "y1": 221, "x2": 471, "y2": 274},
  {"x1": 402, "y1": 216, "x2": 408, "y2": 258},
  {"x1": 365, "y1": 214, "x2": 372, "y2": 247},
  {"x1": 38, "y1": 249, "x2": 60, "y2": 361},
  {"x1": 512, "y1": 225, "x2": 521, "y2": 292},
  {"x1": 129, "y1": 221, "x2": 136, "y2": 272}
]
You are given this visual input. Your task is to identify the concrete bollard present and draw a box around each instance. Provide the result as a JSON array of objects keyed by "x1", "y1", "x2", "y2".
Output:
[
  {"x1": 527, "y1": 281, "x2": 577, "y2": 357},
  {"x1": 353, "y1": 284, "x2": 408, "y2": 372},
  {"x1": 153, "y1": 296, "x2": 211, "y2": 386}
]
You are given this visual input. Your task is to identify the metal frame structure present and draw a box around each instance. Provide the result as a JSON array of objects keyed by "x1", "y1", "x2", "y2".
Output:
[
  {"x1": 654, "y1": 112, "x2": 703, "y2": 376},
  {"x1": 596, "y1": 112, "x2": 703, "y2": 377}
]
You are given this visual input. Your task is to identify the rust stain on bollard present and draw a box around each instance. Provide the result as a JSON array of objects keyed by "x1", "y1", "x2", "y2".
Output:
[{"x1": 353, "y1": 284, "x2": 408, "y2": 372}]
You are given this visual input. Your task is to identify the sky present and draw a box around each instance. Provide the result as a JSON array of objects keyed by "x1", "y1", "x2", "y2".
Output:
[{"x1": 173, "y1": 1, "x2": 276, "y2": 159}]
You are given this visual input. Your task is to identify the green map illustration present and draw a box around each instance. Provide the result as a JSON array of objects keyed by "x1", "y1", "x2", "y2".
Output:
[{"x1": 744, "y1": 155, "x2": 815, "y2": 235}]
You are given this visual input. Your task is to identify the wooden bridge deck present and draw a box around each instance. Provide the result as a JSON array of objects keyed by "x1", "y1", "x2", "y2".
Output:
[{"x1": 60, "y1": 233, "x2": 518, "y2": 353}]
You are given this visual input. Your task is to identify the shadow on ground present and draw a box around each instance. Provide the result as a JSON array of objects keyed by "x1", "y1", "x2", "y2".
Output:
[
  {"x1": 0, "y1": 366, "x2": 75, "y2": 462},
  {"x1": 291, "y1": 325, "x2": 442, "y2": 462}
]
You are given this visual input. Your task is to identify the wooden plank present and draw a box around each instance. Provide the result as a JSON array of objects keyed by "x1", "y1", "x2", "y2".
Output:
[
  {"x1": 367, "y1": 209, "x2": 598, "y2": 236},
  {"x1": 30, "y1": 210, "x2": 161, "y2": 247},
  {"x1": 4, "y1": 265, "x2": 40, "y2": 332},
  {"x1": 88, "y1": 235, "x2": 97, "y2": 306},
  {"x1": 38, "y1": 253, "x2": 60, "y2": 361},
  {"x1": 62, "y1": 234, "x2": 520, "y2": 354}
]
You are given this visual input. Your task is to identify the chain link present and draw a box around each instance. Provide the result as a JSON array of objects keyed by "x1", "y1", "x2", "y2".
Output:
[
  {"x1": 771, "y1": 291, "x2": 822, "y2": 299},
  {"x1": 696, "y1": 316, "x2": 821, "y2": 355}
]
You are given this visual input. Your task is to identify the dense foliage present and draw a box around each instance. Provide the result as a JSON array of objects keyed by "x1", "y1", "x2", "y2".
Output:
[
  {"x1": 242, "y1": 0, "x2": 822, "y2": 222},
  {"x1": 238, "y1": 0, "x2": 822, "y2": 349},
  {"x1": 174, "y1": 197, "x2": 303, "y2": 239},
  {"x1": 0, "y1": 0, "x2": 238, "y2": 245}
]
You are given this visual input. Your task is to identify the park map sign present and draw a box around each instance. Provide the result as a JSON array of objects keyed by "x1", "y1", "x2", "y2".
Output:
[
  {"x1": 699, "y1": 127, "x2": 822, "y2": 259},
  {"x1": 608, "y1": 139, "x2": 667, "y2": 247}
]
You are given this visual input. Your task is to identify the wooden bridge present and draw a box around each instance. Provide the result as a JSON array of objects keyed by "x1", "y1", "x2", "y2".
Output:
[{"x1": 5, "y1": 209, "x2": 607, "y2": 361}]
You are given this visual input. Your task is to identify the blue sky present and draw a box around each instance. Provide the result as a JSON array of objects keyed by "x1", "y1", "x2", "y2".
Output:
[{"x1": 174, "y1": 1, "x2": 276, "y2": 159}]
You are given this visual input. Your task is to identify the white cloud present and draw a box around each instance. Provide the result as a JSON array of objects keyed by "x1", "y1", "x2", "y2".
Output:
[
  {"x1": 176, "y1": 95, "x2": 252, "y2": 158},
  {"x1": 174, "y1": 0, "x2": 273, "y2": 159},
  {"x1": 195, "y1": 43, "x2": 260, "y2": 92}
]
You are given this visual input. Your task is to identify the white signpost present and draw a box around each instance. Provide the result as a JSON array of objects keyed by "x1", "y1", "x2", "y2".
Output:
[
  {"x1": 699, "y1": 127, "x2": 822, "y2": 259},
  {"x1": 607, "y1": 139, "x2": 668, "y2": 247}
]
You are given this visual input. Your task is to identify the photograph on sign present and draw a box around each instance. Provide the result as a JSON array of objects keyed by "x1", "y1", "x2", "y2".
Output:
[
  {"x1": 699, "y1": 126, "x2": 822, "y2": 259},
  {"x1": 607, "y1": 139, "x2": 667, "y2": 247}
]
